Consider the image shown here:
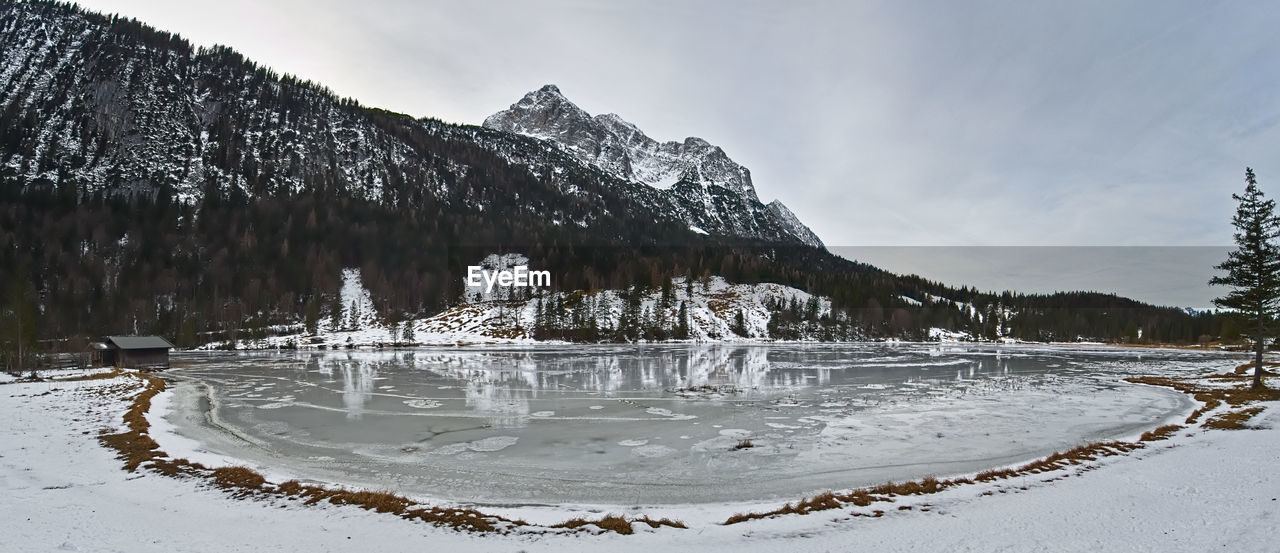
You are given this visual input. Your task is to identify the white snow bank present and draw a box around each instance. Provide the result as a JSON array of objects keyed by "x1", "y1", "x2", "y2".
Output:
[{"x1": 4, "y1": 371, "x2": 1280, "y2": 552}]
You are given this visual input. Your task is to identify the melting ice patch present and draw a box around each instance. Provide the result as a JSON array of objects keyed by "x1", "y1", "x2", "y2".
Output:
[
  {"x1": 469, "y1": 436, "x2": 520, "y2": 452},
  {"x1": 645, "y1": 407, "x2": 696, "y2": 420},
  {"x1": 631, "y1": 445, "x2": 677, "y2": 458},
  {"x1": 430, "y1": 436, "x2": 519, "y2": 455}
]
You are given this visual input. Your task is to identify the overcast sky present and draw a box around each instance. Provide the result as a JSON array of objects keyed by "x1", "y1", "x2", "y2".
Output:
[{"x1": 72, "y1": 0, "x2": 1280, "y2": 305}]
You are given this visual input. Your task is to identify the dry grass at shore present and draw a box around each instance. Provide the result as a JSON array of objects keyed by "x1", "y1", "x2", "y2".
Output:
[
  {"x1": 1139, "y1": 424, "x2": 1183, "y2": 442},
  {"x1": 1125, "y1": 374, "x2": 1280, "y2": 425},
  {"x1": 211, "y1": 466, "x2": 267, "y2": 494},
  {"x1": 1232, "y1": 361, "x2": 1280, "y2": 375},
  {"x1": 553, "y1": 515, "x2": 686, "y2": 534},
  {"x1": 97, "y1": 372, "x2": 167, "y2": 471},
  {"x1": 1203, "y1": 407, "x2": 1267, "y2": 430},
  {"x1": 723, "y1": 439, "x2": 1153, "y2": 525}
]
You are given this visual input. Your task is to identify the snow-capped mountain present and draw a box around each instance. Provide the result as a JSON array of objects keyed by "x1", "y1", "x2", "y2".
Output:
[
  {"x1": 484, "y1": 85, "x2": 824, "y2": 248},
  {"x1": 483, "y1": 85, "x2": 756, "y2": 198}
]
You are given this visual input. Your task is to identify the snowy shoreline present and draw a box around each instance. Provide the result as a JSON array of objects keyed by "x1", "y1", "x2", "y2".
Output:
[
  {"x1": 151, "y1": 357, "x2": 1196, "y2": 513},
  {"x1": 4, "y1": 358, "x2": 1278, "y2": 552}
]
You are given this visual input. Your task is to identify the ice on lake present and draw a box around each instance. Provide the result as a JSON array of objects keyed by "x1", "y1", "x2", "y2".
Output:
[{"x1": 163, "y1": 344, "x2": 1231, "y2": 505}]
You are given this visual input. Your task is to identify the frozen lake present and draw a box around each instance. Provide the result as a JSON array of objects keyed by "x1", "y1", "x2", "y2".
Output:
[{"x1": 162, "y1": 344, "x2": 1228, "y2": 506}]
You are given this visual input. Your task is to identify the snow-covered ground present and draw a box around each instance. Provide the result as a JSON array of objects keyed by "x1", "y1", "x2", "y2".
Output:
[
  {"x1": 210, "y1": 269, "x2": 834, "y2": 349},
  {"x1": 3, "y1": 357, "x2": 1278, "y2": 552}
]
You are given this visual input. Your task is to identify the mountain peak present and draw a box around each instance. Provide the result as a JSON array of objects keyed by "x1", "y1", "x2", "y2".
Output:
[
  {"x1": 483, "y1": 86, "x2": 823, "y2": 248},
  {"x1": 483, "y1": 84, "x2": 594, "y2": 145},
  {"x1": 484, "y1": 86, "x2": 755, "y2": 196},
  {"x1": 520, "y1": 84, "x2": 568, "y2": 105}
]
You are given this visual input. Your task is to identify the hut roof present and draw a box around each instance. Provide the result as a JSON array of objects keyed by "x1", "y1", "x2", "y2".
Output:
[{"x1": 105, "y1": 336, "x2": 175, "y2": 350}]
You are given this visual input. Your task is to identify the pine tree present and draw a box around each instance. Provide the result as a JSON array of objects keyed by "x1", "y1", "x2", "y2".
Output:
[
  {"x1": 304, "y1": 298, "x2": 319, "y2": 335},
  {"x1": 1, "y1": 273, "x2": 39, "y2": 373},
  {"x1": 1210, "y1": 168, "x2": 1280, "y2": 389},
  {"x1": 553, "y1": 296, "x2": 567, "y2": 331},
  {"x1": 534, "y1": 294, "x2": 545, "y2": 333},
  {"x1": 676, "y1": 301, "x2": 690, "y2": 339},
  {"x1": 594, "y1": 293, "x2": 612, "y2": 333},
  {"x1": 586, "y1": 296, "x2": 599, "y2": 340},
  {"x1": 328, "y1": 294, "x2": 342, "y2": 332},
  {"x1": 659, "y1": 278, "x2": 674, "y2": 330}
]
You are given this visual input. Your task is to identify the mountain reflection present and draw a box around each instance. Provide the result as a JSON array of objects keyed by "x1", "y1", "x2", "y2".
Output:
[
  {"x1": 331, "y1": 356, "x2": 378, "y2": 420},
  {"x1": 405, "y1": 346, "x2": 788, "y2": 394},
  {"x1": 276, "y1": 344, "x2": 1064, "y2": 424}
]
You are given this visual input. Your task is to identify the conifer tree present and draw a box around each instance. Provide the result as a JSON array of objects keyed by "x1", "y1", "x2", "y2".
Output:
[
  {"x1": 1, "y1": 274, "x2": 38, "y2": 372},
  {"x1": 534, "y1": 295, "x2": 545, "y2": 333},
  {"x1": 328, "y1": 295, "x2": 342, "y2": 331},
  {"x1": 1211, "y1": 168, "x2": 1280, "y2": 389},
  {"x1": 304, "y1": 298, "x2": 320, "y2": 335},
  {"x1": 676, "y1": 301, "x2": 690, "y2": 339}
]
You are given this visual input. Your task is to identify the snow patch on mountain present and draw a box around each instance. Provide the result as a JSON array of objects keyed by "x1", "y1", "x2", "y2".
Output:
[
  {"x1": 332, "y1": 268, "x2": 379, "y2": 332},
  {"x1": 483, "y1": 85, "x2": 824, "y2": 248}
]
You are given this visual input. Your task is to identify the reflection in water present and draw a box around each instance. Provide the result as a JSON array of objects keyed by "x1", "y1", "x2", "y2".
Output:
[
  {"x1": 269, "y1": 344, "x2": 1156, "y2": 428},
  {"x1": 463, "y1": 381, "x2": 530, "y2": 428},
  {"x1": 335, "y1": 356, "x2": 378, "y2": 420},
  {"x1": 291, "y1": 344, "x2": 1107, "y2": 425},
  {"x1": 279, "y1": 347, "x2": 801, "y2": 427},
  {"x1": 409, "y1": 346, "x2": 788, "y2": 402}
]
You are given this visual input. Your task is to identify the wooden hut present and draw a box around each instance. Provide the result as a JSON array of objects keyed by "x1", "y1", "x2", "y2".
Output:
[{"x1": 92, "y1": 335, "x2": 175, "y2": 369}]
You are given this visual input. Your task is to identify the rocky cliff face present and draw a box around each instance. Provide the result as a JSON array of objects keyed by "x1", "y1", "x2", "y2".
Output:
[
  {"x1": 484, "y1": 85, "x2": 824, "y2": 248},
  {"x1": 766, "y1": 200, "x2": 824, "y2": 248}
]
